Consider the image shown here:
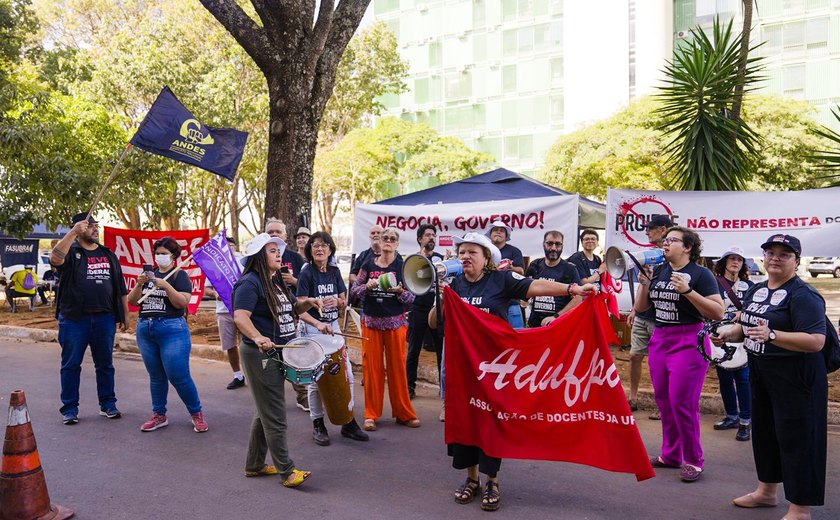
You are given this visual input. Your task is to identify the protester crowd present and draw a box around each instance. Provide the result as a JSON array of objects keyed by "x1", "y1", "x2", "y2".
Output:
[{"x1": 45, "y1": 211, "x2": 832, "y2": 519}]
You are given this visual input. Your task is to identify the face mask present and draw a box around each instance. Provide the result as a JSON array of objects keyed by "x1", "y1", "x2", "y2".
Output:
[{"x1": 155, "y1": 254, "x2": 173, "y2": 268}]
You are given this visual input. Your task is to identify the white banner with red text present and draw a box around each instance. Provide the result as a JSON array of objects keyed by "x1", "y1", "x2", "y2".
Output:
[
  {"x1": 104, "y1": 227, "x2": 210, "y2": 315},
  {"x1": 354, "y1": 195, "x2": 579, "y2": 258},
  {"x1": 606, "y1": 187, "x2": 840, "y2": 257},
  {"x1": 443, "y1": 288, "x2": 655, "y2": 481}
]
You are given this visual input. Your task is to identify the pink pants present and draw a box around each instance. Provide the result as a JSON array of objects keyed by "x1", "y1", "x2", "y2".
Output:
[{"x1": 648, "y1": 322, "x2": 709, "y2": 469}]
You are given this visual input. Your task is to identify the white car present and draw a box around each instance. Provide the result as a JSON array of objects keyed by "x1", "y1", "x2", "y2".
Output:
[
  {"x1": 1, "y1": 253, "x2": 53, "y2": 281},
  {"x1": 808, "y1": 257, "x2": 840, "y2": 278}
]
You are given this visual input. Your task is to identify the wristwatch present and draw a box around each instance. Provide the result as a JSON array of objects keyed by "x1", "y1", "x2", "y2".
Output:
[{"x1": 768, "y1": 329, "x2": 777, "y2": 341}]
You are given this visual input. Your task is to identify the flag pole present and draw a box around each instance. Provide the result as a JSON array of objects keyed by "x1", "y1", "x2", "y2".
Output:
[
  {"x1": 136, "y1": 254, "x2": 194, "y2": 305},
  {"x1": 86, "y1": 144, "x2": 133, "y2": 220}
]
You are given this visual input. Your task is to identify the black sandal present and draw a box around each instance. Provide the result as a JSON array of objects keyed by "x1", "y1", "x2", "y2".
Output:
[
  {"x1": 454, "y1": 477, "x2": 480, "y2": 504},
  {"x1": 481, "y1": 481, "x2": 500, "y2": 511}
]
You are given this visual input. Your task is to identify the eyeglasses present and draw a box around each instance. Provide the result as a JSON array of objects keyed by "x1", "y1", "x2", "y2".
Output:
[
  {"x1": 763, "y1": 250, "x2": 795, "y2": 261},
  {"x1": 662, "y1": 237, "x2": 683, "y2": 245},
  {"x1": 381, "y1": 236, "x2": 398, "y2": 243},
  {"x1": 311, "y1": 243, "x2": 330, "y2": 250},
  {"x1": 544, "y1": 241, "x2": 563, "y2": 248}
]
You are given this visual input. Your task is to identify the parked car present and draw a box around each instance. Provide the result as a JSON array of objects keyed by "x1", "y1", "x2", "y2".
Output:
[
  {"x1": 0, "y1": 253, "x2": 53, "y2": 281},
  {"x1": 808, "y1": 257, "x2": 840, "y2": 278}
]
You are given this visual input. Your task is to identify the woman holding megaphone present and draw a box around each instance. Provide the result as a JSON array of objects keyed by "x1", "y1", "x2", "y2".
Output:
[
  {"x1": 349, "y1": 227, "x2": 419, "y2": 432},
  {"x1": 633, "y1": 226, "x2": 724, "y2": 483},
  {"x1": 428, "y1": 232, "x2": 598, "y2": 512}
]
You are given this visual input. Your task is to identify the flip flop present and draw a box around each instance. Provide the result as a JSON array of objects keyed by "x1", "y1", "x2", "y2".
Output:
[
  {"x1": 733, "y1": 493, "x2": 778, "y2": 508},
  {"x1": 282, "y1": 468, "x2": 311, "y2": 488}
]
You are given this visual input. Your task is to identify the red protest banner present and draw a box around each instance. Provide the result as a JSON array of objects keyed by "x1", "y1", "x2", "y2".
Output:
[
  {"x1": 103, "y1": 227, "x2": 210, "y2": 315},
  {"x1": 443, "y1": 287, "x2": 655, "y2": 481}
]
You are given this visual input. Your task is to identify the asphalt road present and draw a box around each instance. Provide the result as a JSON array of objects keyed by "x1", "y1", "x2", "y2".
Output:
[{"x1": 1, "y1": 338, "x2": 838, "y2": 520}]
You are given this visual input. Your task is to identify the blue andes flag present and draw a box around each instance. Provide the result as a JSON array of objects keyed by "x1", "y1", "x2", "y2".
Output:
[{"x1": 130, "y1": 86, "x2": 248, "y2": 181}]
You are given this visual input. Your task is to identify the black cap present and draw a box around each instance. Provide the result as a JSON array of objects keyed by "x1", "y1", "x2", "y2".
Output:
[
  {"x1": 643, "y1": 214, "x2": 673, "y2": 229},
  {"x1": 760, "y1": 234, "x2": 802, "y2": 256},
  {"x1": 71, "y1": 212, "x2": 98, "y2": 225}
]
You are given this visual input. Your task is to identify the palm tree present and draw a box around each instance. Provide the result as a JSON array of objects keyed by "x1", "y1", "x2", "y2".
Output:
[
  {"x1": 809, "y1": 107, "x2": 840, "y2": 185},
  {"x1": 658, "y1": 17, "x2": 764, "y2": 191}
]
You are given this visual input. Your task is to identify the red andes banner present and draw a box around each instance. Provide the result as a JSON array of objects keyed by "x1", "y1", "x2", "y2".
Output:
[
  {"x1": 443, "y1": 287, "x2": 655, "y2": 481},
  {"x1": 103, "y1": 227, "x2": 210, "y2": 315}
]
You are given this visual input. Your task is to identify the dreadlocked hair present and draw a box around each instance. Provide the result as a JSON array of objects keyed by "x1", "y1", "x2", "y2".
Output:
[{"x1": 242, "y1": 247, "x2": 298, "y2": 331}]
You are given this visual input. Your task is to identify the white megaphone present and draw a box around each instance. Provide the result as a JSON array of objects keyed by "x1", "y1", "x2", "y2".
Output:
[
  {"x1": 605, "y1": 246, "x2": 665, "y2": 279},
  {"x1": 402, "y1": 254, "x2": 464, "y2": 295}
]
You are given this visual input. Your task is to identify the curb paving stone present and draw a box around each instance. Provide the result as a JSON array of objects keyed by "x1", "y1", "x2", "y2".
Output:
[{"x1": 2, "y1": 323, "x2": 838, "y2": 425}]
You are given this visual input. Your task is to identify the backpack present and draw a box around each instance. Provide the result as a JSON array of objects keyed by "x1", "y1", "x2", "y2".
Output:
[
  {"x1": 822, "y1": 315, "x2": 840, "y2": 374},
  {"x1": 22, "y1": 271, "x2": 36, "y2": 290}
]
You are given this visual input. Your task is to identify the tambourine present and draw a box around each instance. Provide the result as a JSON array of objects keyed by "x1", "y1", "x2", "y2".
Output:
[{"x1": 697, "y1": 319, "x2": 737, "y2": 366}]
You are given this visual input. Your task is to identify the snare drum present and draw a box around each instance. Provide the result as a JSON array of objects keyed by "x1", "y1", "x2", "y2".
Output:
[
  {"x1": 714, "y1": 342, "x2": 748, "y2": 371},
  {"x1": 282, "y1": 338, "x2": 328, "y2": 385}
]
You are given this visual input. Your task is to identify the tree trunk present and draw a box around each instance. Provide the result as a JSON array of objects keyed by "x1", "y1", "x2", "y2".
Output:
[{"x1": 730, "y1": 0, "x2": 753, "y2": 122}]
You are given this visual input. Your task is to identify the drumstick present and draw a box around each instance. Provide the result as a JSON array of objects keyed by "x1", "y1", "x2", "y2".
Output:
[{"x1": 332, "y1": 331, "x2": 367, "y2": 341}]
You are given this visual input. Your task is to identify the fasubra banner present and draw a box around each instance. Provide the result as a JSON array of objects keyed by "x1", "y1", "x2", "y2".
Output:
[
  {"x1": 605, "y1": 187, "x2": 840, "y2": 257},
  {"x1": 354, "y1": 195, "x2": 579, "y2": 258}
]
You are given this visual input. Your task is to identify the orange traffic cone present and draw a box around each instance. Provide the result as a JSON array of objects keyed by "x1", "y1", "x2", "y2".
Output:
[{"x1": 0, "y1": 390, "x2": 74, "y2": 520}]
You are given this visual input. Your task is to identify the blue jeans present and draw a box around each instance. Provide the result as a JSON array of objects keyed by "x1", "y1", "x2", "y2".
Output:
[
  {"x1": 59, "y1": 313, "x2": 118, "y2": 415},
  {"x1": 508, "y1": 303, "x2": 525, "y2": 329},
  {"x1": 716, "y1": 364, "x2": 751, "y2": 423},
  {"x1": 136, "y1": 317, "x2": 201, "y2": 415}
]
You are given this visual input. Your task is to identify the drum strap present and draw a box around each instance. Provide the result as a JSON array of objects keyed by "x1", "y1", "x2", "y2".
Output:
[{"x1": 716, "y1": 276, "x2": 743, "y2": 311}]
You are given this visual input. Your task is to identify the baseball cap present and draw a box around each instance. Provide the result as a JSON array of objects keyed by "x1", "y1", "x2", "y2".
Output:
[
  {"x1": 243, "y1": 233, "x2": 286, "y2": 258},
  {"x1": 484, "y1": 220, "x2": 513, "y2": 240},
  {"x1": 643, "y1": 214, "x2": 673, "y2": 229},
  {"x1": 71, "y1": 212, "x2": 98, "y2": 225},
  {"x1": 453, "y1": 232, "x2": 502, "y2": 265},
  {"x1": 760, "y1": 234, "x2": 802, "y2": 256},
  {"x1": 294, "y1": 227, "x2": 311, "y2": 238}
]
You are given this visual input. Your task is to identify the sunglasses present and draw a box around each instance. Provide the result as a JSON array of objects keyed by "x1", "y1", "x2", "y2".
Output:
[{"x1": 381, "y1": 236, "x2": 398, "y2": 243}]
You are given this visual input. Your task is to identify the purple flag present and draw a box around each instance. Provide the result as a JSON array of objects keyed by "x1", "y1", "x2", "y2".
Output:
[{"x1": 192, "y1": 230, "x2": 242, "y2": 313}]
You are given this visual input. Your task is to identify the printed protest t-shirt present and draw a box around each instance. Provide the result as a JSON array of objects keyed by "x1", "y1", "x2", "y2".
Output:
[
  {"x1": 525, "y1": 258, "x2": 580, "y2": 320},
  {"x1": 739, "y1": 277, "x2": 825, "y2": 357},
  {"x1": 138, "y1": 269, "x2": 192, "y2": 318},
  {"x1": 79, "y1": 246, "x2": 116, "y2": 312},
  {"x1": 718, "y1": 277, "x2": 754, "y2": 315},
  {"x1": 233, "y1": 272, "x2": 296, "y2": 344},
  {"x1": 648, "y1": 262, "x2": 718, "y2": 326},
  {"x1": 297, "y1": 264, "x2": 346, "y2": 323},
  {"x1": 360, "y1": 256, "x2": 405, "y2": 318},
  {"x1": 567, "y1": 251, "x2": 602, "y2": 281},
  {"x1": 449, "y1": 270, "x2": 532, "y2": 321}
]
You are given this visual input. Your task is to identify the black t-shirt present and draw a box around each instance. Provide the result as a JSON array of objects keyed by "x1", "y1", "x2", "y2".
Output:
[
  {"x1": 57, "y1": 245, "x2": 125, "y2": 315},
  {"x1": 296, "y1": 264, "x2": 346, "y2": 323},
  {"x1": 449, "y1": 270, "x2": 533, "y2": 321},
  {"x1": 648, "y1": 262, "x2": 718, "y2": 326},
  {"x1": 233, "y1": 271, "x2": 297, "y2": 344},
  {"x1": 525, "y1": 258, "x2": 580, "y2": 321},
  {"x1": 360, "y1": 255, "x2": 406, "y2": 318},
  {"x1": 567, "y1": 251, "x2": 602, "y2": 281},
  {"x1": 498, "y1": 243, "x2": 524, "y2": 267},
  {"x1": 716, "y1": 277, "x2": 754, "y2": 315},
  {"x1": 138, "y1": 269, "x2": 192, "y2": 318},
  {"x1": 281, "y1": 250, "x2": 305, "y2": 281},
  {"x1": 411, "y1": 252, "x2": 444, "y2": 311},
  {"x1": 351, "y1": 248, "x2": 378, "y2": 276},
  {"x1": 739, "y1": 277, "x2": 826, "y2": 357}
]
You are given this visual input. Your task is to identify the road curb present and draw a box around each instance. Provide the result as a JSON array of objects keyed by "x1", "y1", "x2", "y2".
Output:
[{"x1": 2, "y1": 324, "x2": 838, "y2": 424}]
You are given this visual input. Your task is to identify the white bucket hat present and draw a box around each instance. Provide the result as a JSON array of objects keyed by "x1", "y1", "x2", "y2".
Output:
[
  {"x1": 243, "y1": 233, "x2": 286, "y2": 258},
  {"x1": 717, "y1": 246, "x2": 746, "y2": 264},
  {"x1": 484, "y1": 220, "x2": 513, "y2": 241},
  {"x1": 453, "y1": 232, "x2": 502, "y2": 265}
]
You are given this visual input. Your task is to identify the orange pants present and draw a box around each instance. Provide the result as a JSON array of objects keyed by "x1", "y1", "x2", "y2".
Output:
[{"x1": 361, "y1": 324, "x2": 418, "y2": 422}]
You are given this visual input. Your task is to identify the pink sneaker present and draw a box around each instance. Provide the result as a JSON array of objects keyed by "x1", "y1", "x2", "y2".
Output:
[
  {"x1": 191, "y1": 412, "x2": 209, "y2": 433},
  {"x1": 140, "y1": 413, "x2": 168, "y2": 432}
]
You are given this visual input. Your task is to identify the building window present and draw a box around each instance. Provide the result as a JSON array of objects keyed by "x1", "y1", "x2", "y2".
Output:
[
  {"x1": 502, "y1": 0, "x2": 517, "y2": 21},
  {"x1": 534, "y1": 96, "x2": 549, "y2": 125},
  {"x1": 550, "y1": 57, "x2": 563, "y2": 82},
  {"x1": 783, "y1": 0, "x2": 805, "y2": 14},
  {"x1": 373, "y1": 0, "x2": 400, "y2": 15},
  {"x1": 518, "y1": 0, "x2": 533, "y2": 17},
  {"x1": 550, "y1": 95, "x2": 563, "y2": 123},
  {"x1": 503, "y1": 29, "x2": 518, "y2": 57},
  {"x1": 502, "y1": 65, "x2": 517, "y2": 93},
  {"x1": 444, "y1": 72, "x2": 472, "y2": 100},
  {"x1": 415, "y1": 78, "x2": 430, "y2": 104},
  {"x1": 504, "y1": 136, "x2": 519, "y2": 160},
  {"x1": 429, "y1": 42, "x2": 442, "y2": 67},
  {"x1": 784, "y1": 21, "x2": 805, "y2": 51},
  {"x1": 762, "y1": 24, "x2": 783, "y2": 55},
  {"x1": 519, "y1": 26, "x2": 535, "y2": 52},
  {"x1": 806, "y1": 17, "x2": 829, "y2": 50},
  {"x1": 474, "y1": 33, "x2": 487, "y2": 62},
  {"x1": 519, "y1": 135, "x2": 534, "y2": 160},
  {"x1": 550, "y1": 19, "x2": 563, "y2": 47},
  {"x1": 502, "y1": 100, "x2": 517, "y2": 127},
  {"x1": 783, "y1": 63, "x2": 806, "y2": 98},
  {"x1": 474, "y1": 0, "x2": 486, "y2": 27}
]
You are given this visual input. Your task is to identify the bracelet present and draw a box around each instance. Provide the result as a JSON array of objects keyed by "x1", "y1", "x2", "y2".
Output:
[
  {"x1": 568, "y1": 283, "x2": 580, "y2": 296},
  {"x1": 678, "y1": 288, "x2": 693, "y2": 295}
]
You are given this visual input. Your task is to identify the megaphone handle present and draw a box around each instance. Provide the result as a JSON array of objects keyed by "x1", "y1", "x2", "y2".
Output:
[{"x1": 626, "y1": 250, "x2": 651, "y2": 280}]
